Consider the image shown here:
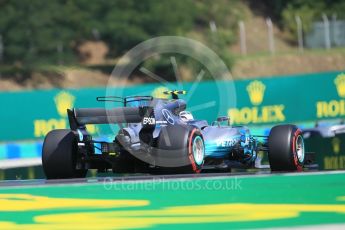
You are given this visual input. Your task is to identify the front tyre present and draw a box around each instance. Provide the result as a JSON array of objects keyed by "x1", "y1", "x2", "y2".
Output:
[
  {"x1": 268, "y1": 125, "x2": 305, "y2": 171},
  {"x1": 155, "y1": 126, "x2": 205, "y2": 174},
  {"x1": 184, "y1": 129, "x2": 205, "y2": 173},
  {"x1": 42, "y1": 129, "x2": 87, "y2": 179}
]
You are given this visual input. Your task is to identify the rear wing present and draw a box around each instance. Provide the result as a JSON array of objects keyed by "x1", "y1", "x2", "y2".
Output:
[
  {"x1": 67, "y1": 106, "x2": 154, "y2": 130},
  {"x1": 96, "y1": 96, "x2": 153, "y2": 107}
]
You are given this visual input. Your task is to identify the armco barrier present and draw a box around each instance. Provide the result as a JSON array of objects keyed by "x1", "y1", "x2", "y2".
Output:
[{"x1": 0, "y1": 142, "x2": 42, "y2": 160}]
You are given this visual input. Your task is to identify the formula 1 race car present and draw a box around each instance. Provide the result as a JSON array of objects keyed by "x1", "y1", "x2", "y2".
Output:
[
  {"x1": 42, "y1": 91, "x2": 305, "y2": 179},
  {"x1": 303, "y1": 119, "x2": 345, "y2": 138}
]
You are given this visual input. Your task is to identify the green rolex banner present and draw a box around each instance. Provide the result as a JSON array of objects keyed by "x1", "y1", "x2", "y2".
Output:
[
  {"x1": 304, "y1": 134, "x2": 345, "y2": 170},
  {"x1": 0, "y1": 71, "x2": 344, "y2": 141},
  {"x1": 228, "y1": 71, "x2": 345, "y2": 125}
]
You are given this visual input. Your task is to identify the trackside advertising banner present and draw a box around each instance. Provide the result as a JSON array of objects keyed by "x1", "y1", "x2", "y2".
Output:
[
  {"x1": 304, "y1": 133, "x2": 345, "y2": 170},
  {"x1": 0, "y1": 71, "x2": 344, "y2": 142}
]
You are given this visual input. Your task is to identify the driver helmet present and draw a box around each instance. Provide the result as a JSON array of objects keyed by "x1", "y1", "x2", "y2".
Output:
[{"x1": 179, "y1": 111, "x2": 194, "y2": 122}]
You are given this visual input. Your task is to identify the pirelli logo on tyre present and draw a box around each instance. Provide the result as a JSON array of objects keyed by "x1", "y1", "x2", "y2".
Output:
[{"x1": 227, "y1": 80, "x2": 286, "y2": 125}]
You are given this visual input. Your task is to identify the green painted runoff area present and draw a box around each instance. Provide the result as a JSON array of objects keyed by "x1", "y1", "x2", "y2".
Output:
[{"x1": 0, "y1": 171, "x2": 345, "y2": 229}]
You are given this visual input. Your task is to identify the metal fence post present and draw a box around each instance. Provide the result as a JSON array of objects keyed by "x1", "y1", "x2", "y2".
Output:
[
  {"x1": 295, "y1": 15, "x2": 304, "y2": 53},
  {"x1": 209, "y1": 21, "x2": 217, "y2": 33},
  {"x1": 322, "y1": 13, "x2": 331, "y2": 50},
  {"x1": 0, "y1": 34, "x2": 2, "y2": 78},
  {"x1": 57, "y1": 43, "x2": 64, "y2": 65},
  {"x1": 266, "y1": 18, "x2": 275, "y2": 54},
  {"x1": 0, "y1": 34, "x2": 3, "y2": 63},
  {"x1": 332, "y1": 13, "x2": 338, "y2": 46},
  {"x1": 238, "y1": 21, "x2": 247, "y2": 55},
  {"x1": 92, "y1": 28, "x2": 100, "y2": 40}
]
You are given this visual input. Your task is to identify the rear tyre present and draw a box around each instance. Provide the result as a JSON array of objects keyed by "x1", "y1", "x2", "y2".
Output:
[
  {"x1": 42, "y1": 129, "x2": 87, "y2": 179},
  {"x1": 268, "y1": 125, "x2": 305, "y2": 171}
]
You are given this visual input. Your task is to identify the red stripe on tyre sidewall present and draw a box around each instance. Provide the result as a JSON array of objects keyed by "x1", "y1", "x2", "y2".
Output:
[
  {"x1": 188, "y1": 128, "x2": 202, "y2": 173},
  {"x1": 292, "y1": 128, "x2": 303, "y2": 171}
]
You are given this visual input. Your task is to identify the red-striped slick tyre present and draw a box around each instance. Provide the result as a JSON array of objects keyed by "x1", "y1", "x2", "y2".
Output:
[
  {"x1": 155, "y1": 126, "x2": 205, "y2": 174},
  {"x1": 268, "y1": 125, "x2": 305, "y2": 171},
  {"x1": 185, "y1": 129, "x2": 205, "y2": 173}
]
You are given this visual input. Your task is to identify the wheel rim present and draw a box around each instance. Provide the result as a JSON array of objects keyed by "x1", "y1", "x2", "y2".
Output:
[
  {"x1": 296, "y1": 135, "x2": 305, "y2": 163},
  {"x1": 193, "y1": 136, "x2": 204, "y2": 166}
]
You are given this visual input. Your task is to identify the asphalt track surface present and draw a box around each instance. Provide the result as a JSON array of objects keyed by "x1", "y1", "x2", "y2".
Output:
[
  {"x1": 0, "y1": 170, "x2": 272, "y2": 187},
  {"x1": 0, "y1": 170, "x2": 345, "y2": 229}
]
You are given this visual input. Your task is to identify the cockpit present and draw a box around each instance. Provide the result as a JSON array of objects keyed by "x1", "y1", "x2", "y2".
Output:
[{"x1": 179, "y1": 111, "x2": 194, "y2": 122}]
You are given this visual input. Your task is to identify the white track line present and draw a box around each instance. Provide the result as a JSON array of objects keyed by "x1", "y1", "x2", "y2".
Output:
[{"x1": 0, "y1": 158, "x2": 41, "y2": 169}]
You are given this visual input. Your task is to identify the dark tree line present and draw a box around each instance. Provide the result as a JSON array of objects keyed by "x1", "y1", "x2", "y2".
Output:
[
  {"x1": 0, "y1": 0, "x2": 343, "y2": 68},
  {"x1": 0, "y1": 0, "x2": 240, "y2": 66}
]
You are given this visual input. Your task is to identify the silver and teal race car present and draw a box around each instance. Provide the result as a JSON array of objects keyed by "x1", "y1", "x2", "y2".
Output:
[{"x1": 42, "y1": 91, "x2": 306, "y2": 179}]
